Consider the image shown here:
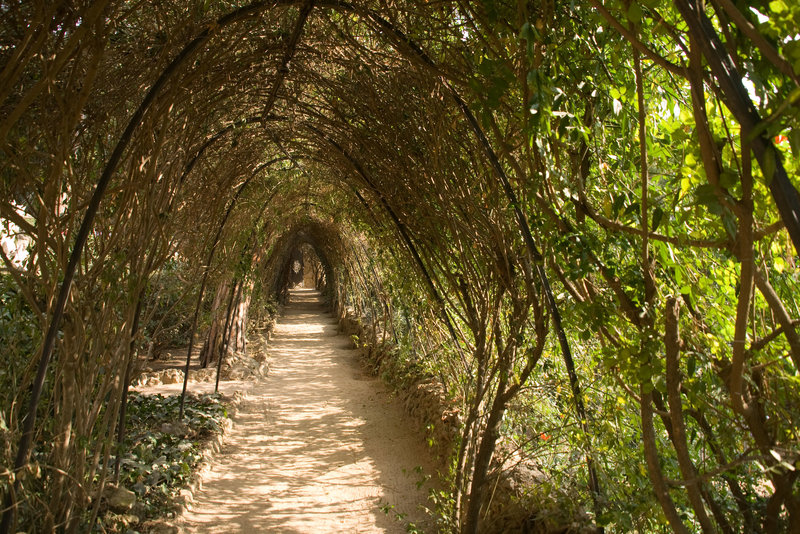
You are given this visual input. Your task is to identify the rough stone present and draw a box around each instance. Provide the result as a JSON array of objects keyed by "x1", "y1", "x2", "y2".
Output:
[
  {"x1": 133, "y1": 349, "x2": 270, "y2": 388},
  {"x1": 188, "y1": 368, "x2": 215, "y2": 382},
  {"x1": 104, "y1": 485, "x2": 136, "y2": 513},
  {"x1": 140, "y1": 520, "x2": 179, "y2": 534},
  {"x1": 223, "y1": 367, "x2": 249, "y2": 381},
  {"x1": 159, "y1": 368, "x2": 183, "y2": 384},
  {"x1": 160, "y1": 421, "x2": 192, "y2": 437}
]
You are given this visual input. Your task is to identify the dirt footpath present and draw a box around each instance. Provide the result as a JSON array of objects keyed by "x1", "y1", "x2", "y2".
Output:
[{"x1": 176, "y1": 288, "x2": 439, "y2": 533}]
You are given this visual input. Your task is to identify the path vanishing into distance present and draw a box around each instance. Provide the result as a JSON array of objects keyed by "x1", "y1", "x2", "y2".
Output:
[{"x1": 177, "y1": 288, "x2": 438, "y2": 533}]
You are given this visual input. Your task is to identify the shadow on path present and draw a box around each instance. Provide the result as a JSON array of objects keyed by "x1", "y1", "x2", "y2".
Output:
[{"x1": 178, "y1": 288, "x2": 439, "y2": 533}]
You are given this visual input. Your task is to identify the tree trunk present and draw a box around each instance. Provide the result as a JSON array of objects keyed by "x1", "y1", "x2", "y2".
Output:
[
  {"x1": 199, "y1": 282, "x2": 230, "y2": 367},
  {"x1": 463, "y1": 369, "x2": 509, "y2": 534},
  {"x1": 641, "y1": 388, "x2": 690, "y2": 534},
  {"x1": 664, "y1": 298, "x2": 716, "y2": 532}
]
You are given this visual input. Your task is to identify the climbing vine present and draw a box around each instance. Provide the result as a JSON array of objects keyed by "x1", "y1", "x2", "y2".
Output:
[{"x1": 1, "y1": 0, "x2": 798, "y2": 532}]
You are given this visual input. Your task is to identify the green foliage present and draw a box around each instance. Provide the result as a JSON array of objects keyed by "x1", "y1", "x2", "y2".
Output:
[
  {"x1": 0, "y1": 272, "x2": 40, "y2": 495},
  {"x1": 141, "y1": 259, "x2": 199, "y2": 356},
  {"x1": 247, "y1": 277, "x2": 279, "y2": 334},
  {"x1": 426, "y1": 487, "x2": 458, "y2": 533},
  {"x1": 2, "y1": 0, "x2": 800, "y2": 531},
  {"x1": 0, "y1": 272, "x2": 38, "y2": 398},
  {"x1": 97, "y1": 393, "x2": 228, "y2": 531}
]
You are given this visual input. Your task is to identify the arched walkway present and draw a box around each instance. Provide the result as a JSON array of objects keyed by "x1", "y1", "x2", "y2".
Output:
[
  {"x1": 3, "y1": 3, "x2": 799, "y2": 531},
  {"x1": 178, "y1": 289, "x2": 438, "y2": 532}
]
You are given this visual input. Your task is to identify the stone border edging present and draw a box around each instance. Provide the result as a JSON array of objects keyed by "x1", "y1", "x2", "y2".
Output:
[{"x1": 166, "y1": 389, "x2": 249, "y2": 533}]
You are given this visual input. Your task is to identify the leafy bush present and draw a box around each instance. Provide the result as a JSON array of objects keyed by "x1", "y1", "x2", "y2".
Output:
[
  {"x1": 0, "y1": 272, "x2": 39, "y2": 396},
  {"x1": 141, "y1": 259, "x2": 199, "y2": 357},
  {"x1": 97, "y1": 393, "x2": 228, "y2": 531},
  {"x1": 0, "y1": 272, "x2": 40, "y2": 495}
]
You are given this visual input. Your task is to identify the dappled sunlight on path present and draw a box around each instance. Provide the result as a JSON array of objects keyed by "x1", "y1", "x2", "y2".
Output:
[{"x1": 178, "y1": 288, "x2": 438, "y2": 533}]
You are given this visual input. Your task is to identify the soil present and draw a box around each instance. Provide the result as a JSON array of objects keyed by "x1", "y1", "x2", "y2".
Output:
[{"x1": 163, "y1": 288, "x2": 440, "y2": 533}]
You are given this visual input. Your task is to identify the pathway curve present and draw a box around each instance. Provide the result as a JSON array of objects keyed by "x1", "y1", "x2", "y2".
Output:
[{"x1": 178, "y1": 288, "x2": 438, "y2": 533}]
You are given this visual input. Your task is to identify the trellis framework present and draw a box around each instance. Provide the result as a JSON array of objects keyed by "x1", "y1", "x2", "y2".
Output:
[{"x1": 0, "y1": 1, "x2": 799, "y2": 532}]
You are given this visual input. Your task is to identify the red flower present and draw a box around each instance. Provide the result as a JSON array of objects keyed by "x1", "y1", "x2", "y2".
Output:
[
  {"x1": 539, "y1": 433, "x2": 550, "y2": 441},
  {"x1": 775, "y1": 135, "x2": 788, "y2": 145}
]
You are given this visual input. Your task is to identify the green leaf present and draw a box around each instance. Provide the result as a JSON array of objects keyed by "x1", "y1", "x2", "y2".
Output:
[
  {"x1": 695, "y1": 184, "x2": 724, "y2": 215},
  {"x1": 651, "y1": 206, "x2": 664, "y2": 232},
  {"x1": 627, "y1": 3, "x2": 643, "y2": 24},
  {"x1": 769, "y1": 0, "x2": 787, "y2": 14},
  {"x1": 680, "y1": 176, "x2": 692, "y2": 197},
  {"x1": 722, "y1": 213, "x2": 738, "y2": 238},
  {"x1": 612, "y1": 194, "x2": 626, "y2": 216},
  {"x1": 520, "y1": 21, "x2": 532, "y2": 42},
  {"x1": 624, "y1": 201, "x2": 640, "y2": 216},
  {"x1": 719, "y1": 170, "x2": 738, "y2": 189},
  {"x1": 653, "y1": 375, "x2": 667, "y2": 393},
  {"x1": 695, "y1": 183, "x2": 716, "y2": 202}
]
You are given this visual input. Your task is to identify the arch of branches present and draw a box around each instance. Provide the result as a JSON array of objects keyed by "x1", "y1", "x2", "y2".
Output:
[
  {"x1": 1, "y1": 1, "x2": 799, "y2": 532},
  {"x1": 265, "y1": 221, "x2": 342, "y2": 297}
]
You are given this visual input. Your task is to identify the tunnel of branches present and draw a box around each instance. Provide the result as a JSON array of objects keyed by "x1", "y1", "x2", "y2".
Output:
[{"x1": 1, "y1": 1, "x2": 800, "y2": 532}]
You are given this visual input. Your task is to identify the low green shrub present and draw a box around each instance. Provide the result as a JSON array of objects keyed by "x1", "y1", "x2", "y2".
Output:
[{"x1": 97, "y1": 393, "x2": 228, "y2": 532}]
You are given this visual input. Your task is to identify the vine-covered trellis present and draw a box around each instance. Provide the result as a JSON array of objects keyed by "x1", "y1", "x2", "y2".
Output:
[{"x1": 1, "y1": 1, "x2": 799, "y2": 532}]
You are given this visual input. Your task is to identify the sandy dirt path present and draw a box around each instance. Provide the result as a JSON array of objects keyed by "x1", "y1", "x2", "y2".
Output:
[{"x1": 177, "y1": 288, "x2": 438, "y2": 533}]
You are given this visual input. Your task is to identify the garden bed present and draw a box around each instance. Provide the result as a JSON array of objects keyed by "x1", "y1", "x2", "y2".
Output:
[{"x1": 96, "y1": 393, "x2": 230, "y2": 533}]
